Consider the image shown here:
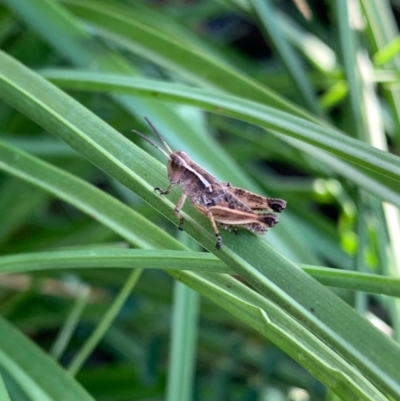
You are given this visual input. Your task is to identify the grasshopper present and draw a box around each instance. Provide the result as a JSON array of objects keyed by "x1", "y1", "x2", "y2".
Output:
[{"x1": 133, "y1": 118, "x2": 286, "y2": 249}]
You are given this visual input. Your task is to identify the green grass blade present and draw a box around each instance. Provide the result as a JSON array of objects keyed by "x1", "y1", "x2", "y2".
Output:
[
  {"x1": 276, "y1": 11, "x2": 339, "y2": 74},
  {"x1": 2, "y1": 0, "x2": 315, "y2": 262},
  {"x1": 1, "y1": 0, "x2": 252, "y2": 187},
  {"x1": 0, "y1": 317, "x2": 95, "y2": 401},
  {"x1": 1, "y1": 51, "x2": 400, "y2": 397},
  {"x1": 42, "y1": 70, "x2": 400, "y2": 187},
  {"x1": 250, "y1": 0, "x2": 324, "y2": 117},
  {"x1": 0, "y1": 140, "x2": 180, "y2": 250},
  {"x1": 175, "y1": 271, "x2": 388, "y2": 401},
  {"x1": 0, "y1": 375, "x2": 11, "y2": 401},
  {"x1": 336, "y1": 0, "x2": 365, "y2": 140},
  {"x1": 361, "y1": 0, "x2": 400, "y2": 146},
  {"x1": 61, "y1": 0, "x2": 315, "y2": 120},
  {"x1": 348, "y1": 1, "x2": 400, "y2": 342},
  {"x1": 373, "y1": 37, "x2": 400, "y2": 65},
  {"x1": 68, "y1": 269, "x2": 143, "y2": 375},
  {"x1": 1, "y1": 249, "x2": 400, "y2": 297},
  {"x1": 0, "y1": 177, "x2": 48, "y2": 245},
  {"x1": 3, "y1": 0, "x2": 400, "y2": 398},
  {"x1": 166, "y1": 234, "x2": 200, "y2": 401},
  {"x1": 166, "y1": 282, "x2": 200, "y2": 401},
  {"x1": 50, "y1": 287, "x2": 91, "y2": 361}
]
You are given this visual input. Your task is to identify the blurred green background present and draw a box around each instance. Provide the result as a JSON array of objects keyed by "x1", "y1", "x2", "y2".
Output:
[{"x1": 1, "y1": 1, "x2": 400, "y2": 400}]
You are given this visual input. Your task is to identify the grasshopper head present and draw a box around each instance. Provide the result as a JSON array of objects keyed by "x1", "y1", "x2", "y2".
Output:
[{"x1": 167, "y1": 152, "x2": 190, "y2": 184}]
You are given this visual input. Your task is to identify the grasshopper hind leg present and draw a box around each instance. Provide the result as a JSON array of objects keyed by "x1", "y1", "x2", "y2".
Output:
[
  {"x1": 194, "y1": 204, "x2": 223, "y2": 249},
  {"x1": 205, "y1": 209, "x2": 223, "y2": 249}
]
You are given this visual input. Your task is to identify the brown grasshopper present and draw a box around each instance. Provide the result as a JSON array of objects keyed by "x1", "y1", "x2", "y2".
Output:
[{"x1": 133, "y1": 118, "x2": 286, "y2": 249}]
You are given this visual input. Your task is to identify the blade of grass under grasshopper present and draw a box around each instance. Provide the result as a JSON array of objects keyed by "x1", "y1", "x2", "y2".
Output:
[
  {"x1": 175, "y1": 271, "x2": 388, "y2": 401},
  {"x1": 2, "y1": 0, "x2": 311, "y2": 261},
  {"x1": 1, "y1": 54, "x2": 400, "y2": 397},
  {"x1": 0, "y1": 143, "x2": 390, "y2": 401},
  {"x1": 0, "y1": 135, "x2": 388, "y2": 400},
  {"x1": 0, "y1": 139, "x2": 390, "y2": 401}
]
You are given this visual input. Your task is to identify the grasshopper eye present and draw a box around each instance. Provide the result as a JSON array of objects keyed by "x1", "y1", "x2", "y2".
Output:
[{"x1": 170, "y1": 154, "x2": 184, "y2": 168}]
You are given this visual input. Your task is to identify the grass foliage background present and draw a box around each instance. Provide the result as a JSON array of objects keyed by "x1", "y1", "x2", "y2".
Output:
[{"x1": 1, "y1": 0, "x2": 400, "y2": 400}]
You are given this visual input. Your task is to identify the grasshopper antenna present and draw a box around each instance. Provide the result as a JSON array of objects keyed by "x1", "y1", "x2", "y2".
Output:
[
  {"x1": 132, "y1": 122, "x2": 171, "y2": 159},
  {"x1": 144, "y1": 117, "x2": 174, "y2": 155}
]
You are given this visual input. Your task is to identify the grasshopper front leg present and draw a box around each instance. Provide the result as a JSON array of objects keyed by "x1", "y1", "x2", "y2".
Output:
[
  {"x1": 154, "y1": 183, "x2": 176, "y2": 195},
  {"x1": 174, "y1": 193, "x2": 187, "y2": 231},
  {"x1": 154, "y1": 184, "x2": 187, "y2": 230}
]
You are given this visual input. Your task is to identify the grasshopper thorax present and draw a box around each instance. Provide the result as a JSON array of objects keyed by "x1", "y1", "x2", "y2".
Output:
[{"x1": 168, "y1": 151, "x2": 213, "y2": 192}]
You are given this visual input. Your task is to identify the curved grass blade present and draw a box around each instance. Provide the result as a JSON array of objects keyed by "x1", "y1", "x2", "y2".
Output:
[
  {"x1": 1, "y1": 52, "x2": 400, "y2": 397},
  {"x1": 42, "y1": 71, "x2": 400, "y2": 192},
  {"x1": 0, "y1": 317, "x2": 95, "y2": 401},
  {"x1": 1, "y1": 249, "x2": 400, "y2": 297},
  {"x1": 0, "y1": 142, "x2": 388, "y2": 401},
  {"x1": 2, "y1": 0, "x2": 313, "y2": 262},
  {"x1": 67, "y1": 269, "x2": 143, "y2": 375},
  {"x1": 61, "y1": 0, "x2": 315, "y2": 120},
  {"x1": 176, "y1": 271, "x2": 389, "y2": 401},
  {"x1": 0, "y1": 375, "x2": 11, "y2": 401}
]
